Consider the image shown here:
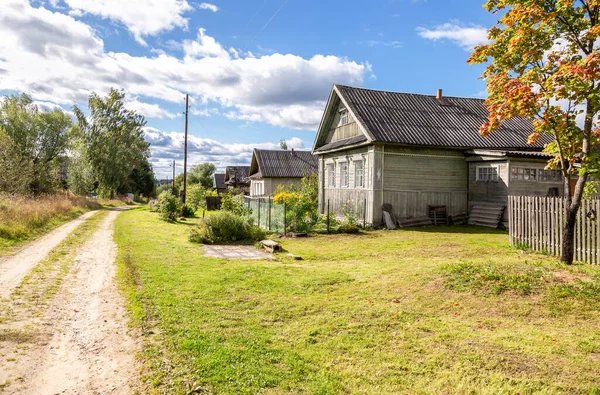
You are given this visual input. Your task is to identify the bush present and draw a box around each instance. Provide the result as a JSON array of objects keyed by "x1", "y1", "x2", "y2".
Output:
[
  {"x1": 187, "y1": 184, "x2": 206, "y2": 212},
  {"x1": 221, "y1": 192, "x2": 247, "y2": 216},
  {"x1": 338, "y1": 223, "x2": 360, "y2": 234},
  {"x1": 181, "y1": 204, "x2": 195, "y2": 218},
  {"x1": 157, "y1": 191, "x2": 181, "y2": 222},
  {"x1": 189, "y1": 211, "x2": 266, "y2": 244}
]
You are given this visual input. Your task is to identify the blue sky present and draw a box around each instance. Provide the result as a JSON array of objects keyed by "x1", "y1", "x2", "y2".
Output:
[{"x1": 1, "y1": 0, "x2": 495, "y2": 178}]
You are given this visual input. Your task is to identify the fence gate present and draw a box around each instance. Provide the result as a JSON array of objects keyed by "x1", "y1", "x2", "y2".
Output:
[{"x1": 508, "y1": 195, "x2": 600, "y2": 264}]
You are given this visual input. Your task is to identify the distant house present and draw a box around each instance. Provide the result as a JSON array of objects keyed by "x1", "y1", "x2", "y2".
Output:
[
  {"x1": 312, "y1": 84, "x2": 559, "y2": 226},
  {"x1": 212, "y1": 173, "x2": 227, "y2": 194},
  {"x1": 249, "y1": 149, "x2": 318, "y2": 197},
  {"x1": 224, "y1": 166, "x2": 250, "y2": 193}
]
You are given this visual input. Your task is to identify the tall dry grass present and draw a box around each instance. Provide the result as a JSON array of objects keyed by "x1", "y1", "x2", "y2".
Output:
[{"x1": 0, "y1": 193, "x2": 102, "y2": 241}]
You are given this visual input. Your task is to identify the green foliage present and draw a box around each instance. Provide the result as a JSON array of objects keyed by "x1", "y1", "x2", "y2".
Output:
[
  {"x1": 118, "y1": 157, "x2": 156, "y2": 197},
  {"x1": 174, "y1": 163, "x2": 216, "y2": 190},
  {"x1": 338, "y1": 223, "x2": 360, "y2": 234},
  {"x1": 186, "y1": 184, "x2": 206, "y2": 211},
  {"x1": 205, "y1": 189, "x2": 218, "y2": 197},
  {"x1": 0, "y1": 129, "x2": 32, "y2": 195},
  {"x1": 157, "y1": 190, "x2": 181, "y2": 222},
  {"x1": 189, "y1": 211, "x2": 266, "y2": 244},
  {"x1": 0, "y1": 93, "x2": 72, "y2": 194},
  {"x1": 74, "y1": 88, "x2": 150, "y2": 198},
  {"x1": 273, "y1": 174, "x2": 319, "y2": 233},
  {"x1": 67, "y1": 134, "x2": 95, "y2": 196},
  {"x1": 221, "y1": 191, "x2": 247, "y2": 216},
  {"x1": 181, "y1": 204, "x2": 195, "y2": 218}
]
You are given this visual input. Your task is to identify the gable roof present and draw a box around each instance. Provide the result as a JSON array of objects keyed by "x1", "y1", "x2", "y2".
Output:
[
  {"x1": 249, "y1": 149, "x2": 318, "y2": 179},
  {"x1": 313, "y1": 84, "x2": 553, "y2": 153},
  {"x1": 213, "y1": 173, "x2": 226, "y2": 189},
  {"x1": 224, "y1": 166, "x2": 250, "y2": 185}
]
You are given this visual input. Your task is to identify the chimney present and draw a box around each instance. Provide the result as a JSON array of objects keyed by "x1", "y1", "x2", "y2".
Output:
[
  {"x1": 436, "y1": 89, "x2": 443, "y2": 100},
  {"x1": 290, "y1": 148, "x2": 295, "y2": 156}
]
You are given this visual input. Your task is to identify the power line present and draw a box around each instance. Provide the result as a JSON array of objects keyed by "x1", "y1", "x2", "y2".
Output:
[{"x1": 253, "y1": 0, "x2": 289, "y2": 40}]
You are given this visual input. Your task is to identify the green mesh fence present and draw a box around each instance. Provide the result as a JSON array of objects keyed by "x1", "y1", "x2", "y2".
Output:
[{"x1": 244, "y1": 197, "x2": 286, "y2": 233}]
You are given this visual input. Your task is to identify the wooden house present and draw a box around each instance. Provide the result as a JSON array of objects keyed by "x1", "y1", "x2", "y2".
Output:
[
  {"x1": 212, "y1": 173, "x2": 227, "y2": 195},
  {"x1": 249, "y1": 149, "x2": 318, "y2": 197},
  {"x1": 224, "y1": 166, "x2": 251, "y2": 193},
  {"x1": 312, "y1": 85, "x2": 559, "y2": 226}
]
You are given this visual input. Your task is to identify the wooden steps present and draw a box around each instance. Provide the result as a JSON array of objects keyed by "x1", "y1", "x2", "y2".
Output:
[{"x1": 468, "y1": 204, "x2": 505, "y2": 228}]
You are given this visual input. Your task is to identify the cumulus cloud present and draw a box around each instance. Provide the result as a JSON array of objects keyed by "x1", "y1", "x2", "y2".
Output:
[
  {"x1": 144, "y1": 127, "x2": 306, "y2": 177},
  {"x1": 0, "y1": 0, "x2": 370, "y2": 130},
  {"x1": 125, "y1": 98, "x2": 177, "y2": 119},
  {"x1": 63, "y1": 0, "x2": 193, "y2": 45},
  {"x1": 416, "y1": 22, "x2": 488, "y2": 50},
  {"x1": 198, "y1": 3, "x2": 218, "y2": 12}
]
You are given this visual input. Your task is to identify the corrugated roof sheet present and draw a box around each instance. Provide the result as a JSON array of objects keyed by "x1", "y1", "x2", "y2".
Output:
[
  {"x1": 213, "y1": 173, "x2": 226, "y2": 189},
  {"x1": 251, "y1": 149, "x2": 318, "y2": 179},
  {"x1": 315, "y1": 135, "x2": 367, "y2": 153},
  {"x1": 224, "y1": 166, "x2": 250, "y2": 185},
  {"x1": 335, "y1": 85, "x2": 553, "y2": 150}
]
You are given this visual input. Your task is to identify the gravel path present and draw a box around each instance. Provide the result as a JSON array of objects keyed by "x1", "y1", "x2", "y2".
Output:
[
  {"x1": 1, "y1": 208, "x2": 138, "y2": 394},
  {"x1": 0, "y1": 210, "x2": 98, "y2": 300}
]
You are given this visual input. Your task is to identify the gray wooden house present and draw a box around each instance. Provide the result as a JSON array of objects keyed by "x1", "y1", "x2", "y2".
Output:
[
  {"x1": 312, "y1": 85, "x2": 559, "y2": 226},
  {"x1": 249, "y1": 149, "x2": 318, "y2": 197},
  {"x1": 224, "y1": 166, "x2": 251, "y2": 193},
  {"x1": 212, "y1": 173, "x2": 227, "y2": 195}
]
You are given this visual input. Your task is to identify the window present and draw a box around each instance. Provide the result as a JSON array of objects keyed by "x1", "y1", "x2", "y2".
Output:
[
  {"x1": 476, "y1": 166, "x2": 499, "y2": 182},
  {"x1": 340, "y1": 109, "x2": 349, "y2": 126},
  {"x1": 340, "y1": 162, "x2": 349, "y2": 187},
  {"x1": 511, "y1": 167, "x2": 562, "y2": 182},
  {"x1": 327, "y1": 163, "x2": 336, "y2": 187},
  {"x1": 355, "y1": 160, "x2": 364, "y2": 188}
]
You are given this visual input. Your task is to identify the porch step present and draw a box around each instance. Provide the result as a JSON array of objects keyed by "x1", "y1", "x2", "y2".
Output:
[{"x1": 468, "y1": 204, "x2": 505, "y2": 228}]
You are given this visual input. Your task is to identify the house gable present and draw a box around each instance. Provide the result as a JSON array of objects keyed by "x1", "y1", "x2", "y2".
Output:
[{"x1": 312, "y1": 85, "x2": 372, "y2": 153}]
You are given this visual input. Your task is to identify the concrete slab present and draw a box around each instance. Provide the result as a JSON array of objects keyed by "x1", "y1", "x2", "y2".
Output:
[{"x1": 203, "y1": 245, "x2": 274, "y2": 260}]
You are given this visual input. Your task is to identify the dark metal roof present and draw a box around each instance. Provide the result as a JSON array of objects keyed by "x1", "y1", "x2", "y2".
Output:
[
  {"x1": 224, "y1": 166, "x2": 250, "y2": 185},
  {"x1": 333, "y1": 85, "x2": 553, "y2": 150},
  {"x1": 213, "y1": 173, "x2": 226, "y2": 189},
  {"x1": 250, "y1": 149, "x2": 318, "y2": 179},
  {"x1": 315, "y1": 135, "x2": 367, "y2": 153}
]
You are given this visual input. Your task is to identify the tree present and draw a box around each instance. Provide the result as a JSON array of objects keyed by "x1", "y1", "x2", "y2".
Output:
[
  {"x1": 175, "y1": 163, "x2": 216, "y2": 190},
  {"x1": 74, "y1": 89, "x2": 150, "y2": 198},
  {"x1": 0, "y1": 129, "x2": 33, "y2": 194},
  {"x1": 468, "y1": 0, "x2": 600, "y2": 264},
  {"x1": 118, "y1": 157, "x2": 156, "y2": 197},
  {"x1": 0, "y1": 94, "x2": 72, "y2": 194},
  {"x1": 280, "y1": 139, "x2": 288, "y2": 150},
  {"x1": 67, "y1": 134, "x2": 96, "y2": 196}
]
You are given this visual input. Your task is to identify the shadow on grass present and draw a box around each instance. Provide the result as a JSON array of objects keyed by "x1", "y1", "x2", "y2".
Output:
[{"x1": 395, "y1": 224, "x2": 508, "y2": 236}]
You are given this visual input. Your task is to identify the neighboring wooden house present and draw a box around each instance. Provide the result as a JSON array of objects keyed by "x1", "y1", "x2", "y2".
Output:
[
  {"x1": 249, "y1": 149, "x2": 318, "y2": 197},
  {"x1": 212, "y1": 173, "x2": 227, "y2": 194},
  {"x1": 224, "y1": 166, "x2": 251, "y2": 193},
  {"x1": 312, "y1": 84, "x2": 558, "y2": 226}
]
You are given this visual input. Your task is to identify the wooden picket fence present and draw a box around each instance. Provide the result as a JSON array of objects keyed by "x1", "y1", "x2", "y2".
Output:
[{"x1": 508, "y1": 195, "x2": 600, "y2": 264}]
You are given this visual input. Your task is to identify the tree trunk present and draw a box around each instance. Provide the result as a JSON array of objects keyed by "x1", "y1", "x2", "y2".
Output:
[{"x1": 560, "y1": 206, "x2": 577, "y2": 265}]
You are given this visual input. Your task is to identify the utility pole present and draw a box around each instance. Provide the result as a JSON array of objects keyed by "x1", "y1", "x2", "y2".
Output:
[
  {"x1": 172, "y1": 160, "x2": 175, "y2": 193},
  {"x1": 182, "y1": 94, "x2": 189, "y2": 203}
]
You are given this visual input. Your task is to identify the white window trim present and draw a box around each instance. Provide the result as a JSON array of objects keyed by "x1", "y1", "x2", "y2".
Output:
[
  {"x1": 476, "y1": 165, "x2": 499, "y2": 182},
  {"x1": 339, "y1": 109, "x2": 349, "y2": 126},
  {"x1": 340, "y1": 162, "x2": 349, "y2": 187},
  {"x1": 511, "y1": 167, "x2": 562, "y2": 183},
  {"x1": 354, "y1": 159, "x2": 365, "y2": 188},
  {"x1": 326, "y1": 163, "x2": 336, "y2": 188}
]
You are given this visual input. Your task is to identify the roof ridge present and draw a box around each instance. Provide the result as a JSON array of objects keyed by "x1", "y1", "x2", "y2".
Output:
[{"x1": 334, "y1": 84, "x2": 486, "y2": 101}]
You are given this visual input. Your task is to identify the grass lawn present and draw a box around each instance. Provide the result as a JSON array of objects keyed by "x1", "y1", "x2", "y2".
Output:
[{"x1": 115, "y1": 208, "x2": 600, "y2": 394}]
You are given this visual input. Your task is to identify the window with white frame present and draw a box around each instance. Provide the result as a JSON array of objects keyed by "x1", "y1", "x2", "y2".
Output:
[
  {"x1": 340, "y1": 162, "x2": 349, "y2": 187},
  {"x1": 354, "y1": 160, "x2": 364, "y2": 188},
  {"x1": 327, "y1": 163, "x2": 336, "y2": 187},
  {"x1": 476, "y1": 166, "x2": 499, "y2": 182},
  {"x1": 511, "y1": 167, "x2": 562, "y2": 182},
  {"x1": 339, "y1": 109, "x2": 349, "y2": 126}
]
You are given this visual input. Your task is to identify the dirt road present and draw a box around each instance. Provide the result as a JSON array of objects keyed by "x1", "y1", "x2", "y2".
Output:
[
  {"x1": 0, "y1": 208, "x2": 138, "y2": 394},
  {"x1": 0, "y1": 210, "x2": 98, "y2": 300}
]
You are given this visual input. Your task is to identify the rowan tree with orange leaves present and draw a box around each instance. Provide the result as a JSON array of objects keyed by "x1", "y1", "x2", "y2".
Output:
[{"x1": 469, "y1": 0, "x2": 600, "y2": 264}]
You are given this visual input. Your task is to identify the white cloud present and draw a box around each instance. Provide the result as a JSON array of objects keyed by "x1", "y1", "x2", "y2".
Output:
[
  {"x1": 125, "y1": 98, "x2": 177, "y2": 119},
  {"x1": 63, "y1": 0, "x2": 193, "y2": 45},
  {"x1": 143, "y1": 127, "x2": 306, "y2": 177},
  {"x1": 0, "y1": 1, "x2": 370, "y2": 129},
  {"x1": 198, "y1": 3, "x2": 218, "y2": 12},
  {"x1": 416, "y1": 22, "x2": 488, "y2": 50},
  {"x1": 364, "y1": 40, "x2": 402, "y2": 49}
]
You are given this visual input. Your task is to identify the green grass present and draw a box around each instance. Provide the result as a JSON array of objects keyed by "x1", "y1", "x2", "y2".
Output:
[{"x1": 115, "y1": 208, "x2": 600, "y2": 394}]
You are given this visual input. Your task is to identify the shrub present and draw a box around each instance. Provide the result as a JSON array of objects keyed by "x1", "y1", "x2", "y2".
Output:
[
  {"x1": 181, "y1": 204, "x2": 195, "y2": 218},
  {"x1": 187, "y1": 184, "x2": 206, "y2": 212},
  {"x1": 338, "y1": 223, "x2": 360, "y2": 234},
  {"x1": 189, "y1": 211, "x2": 266, "y2": 244},
  {"x1": 221, "y1": 192, "x2": 247, "y2": 216},
  {"x1": 274, "y1": 174, "x2": 319, "y2": 233},
  {"x1": 157, "y1": 191, "x2": 181, "y2": 222}
]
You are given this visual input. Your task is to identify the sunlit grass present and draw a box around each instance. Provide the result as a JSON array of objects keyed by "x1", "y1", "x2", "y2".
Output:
[{"x1": 116, "y1": 208, "x2": 600, "y2": 394}]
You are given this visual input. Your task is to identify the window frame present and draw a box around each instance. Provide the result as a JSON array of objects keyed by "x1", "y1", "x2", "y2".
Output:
[
  {"x1": 340, "y1": 109, "x2": 349, "y2": 126},
  {"x1": 354, "y1": 159, "x2": 364, "y2": 188},
  {"x1": 340, "y1": 162, "x2": 349, "y2": 187},
  {"x1": 326, "y1": 163, "x2": 336, "y2": 188},
  {"x1": 476, "y1": 165, "x2": 499, "y2": 182},
  {"x1": 510, "y1": 167, "x2": 562, "y2": 183}
]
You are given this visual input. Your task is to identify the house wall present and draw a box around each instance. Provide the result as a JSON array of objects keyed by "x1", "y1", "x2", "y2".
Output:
[
  {"x1": 507, "y1": 159, "x2": 564, "y2": 197},
  {"x1": 467, "y1": 160, "x2": 509, "y2": 206},
  {"x1": 379, "y1": 146, "x2": 468, "y2": 223},
  {"x1": 324, "y1": 104, "x2": 361, "y2": 144},
  {"x1": 250, "y1": 178, "x2": 303, "y2": 197},
  {"x1": 319, "y1": 146, "x2": 373, "y2": 224}
]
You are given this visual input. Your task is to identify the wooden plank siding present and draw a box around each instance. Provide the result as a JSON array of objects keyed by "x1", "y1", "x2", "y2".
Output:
[{"x1": 508, "y1": 195, "x2": 600, "y2": 265}]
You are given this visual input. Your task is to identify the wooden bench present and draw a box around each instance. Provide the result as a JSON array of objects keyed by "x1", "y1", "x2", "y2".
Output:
[{"x1": 260, "y1": 240, "x2": 282, "y2": 253}]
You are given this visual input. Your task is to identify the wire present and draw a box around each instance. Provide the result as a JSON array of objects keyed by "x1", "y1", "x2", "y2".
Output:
[{"x1": 253, "y1": 0, "x2": 289, "y2": 40}]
